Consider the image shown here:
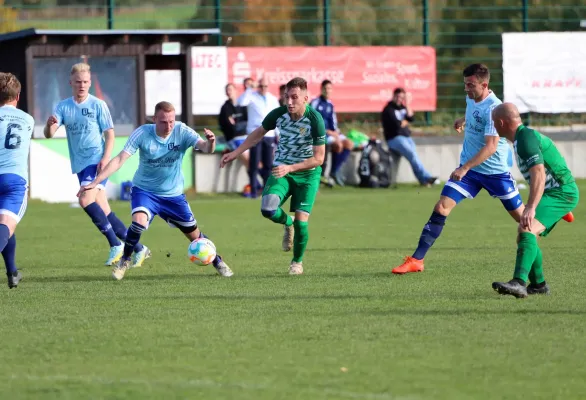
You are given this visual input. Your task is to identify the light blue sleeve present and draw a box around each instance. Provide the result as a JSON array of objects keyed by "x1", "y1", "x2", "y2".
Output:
[
  {"x1": 53, "y1": 101, "x2": 64, "y2": 125},
  {"x1": 97, "y1": 100, "x2": 114, "y2": 133},
  {"x1": 181, "y1": 124, "x2": 203, "y2": 149},
  {"x1": 484, "y1": 104, "x2": 499, "y2": 137},
  {"x1": 123, "y1": 127, "x2": 144, "y2": 155}
]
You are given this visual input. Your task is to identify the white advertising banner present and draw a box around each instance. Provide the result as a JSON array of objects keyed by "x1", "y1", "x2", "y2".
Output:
[
  {"x1": 191, "y1": 46, "x2": 228, "y2": 115},
  {"x1": 502, "y1": 32, "x2": 586, "y2": 113},
  {"x1": 145, "y1": 70, "x2": 182, "y2": 116}
]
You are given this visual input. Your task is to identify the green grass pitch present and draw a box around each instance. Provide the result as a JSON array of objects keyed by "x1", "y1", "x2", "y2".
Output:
[{"x1": 2, "y1": 182, "x2": 585, "y2": 399}]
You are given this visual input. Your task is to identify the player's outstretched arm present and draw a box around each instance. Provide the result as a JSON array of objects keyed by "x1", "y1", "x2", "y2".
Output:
[
  {"x1": 239, "y1": 126, "x2": 267, "y2": 153},
  {"x1": 220, "y1": 126, "x2": 267, "y2": 167},
  {"x1": 77, "y1": 151, "x2": 131, "y2": 196},
  {"x1": 44, "y1": 116, "x2": 60, "y2": 138}
]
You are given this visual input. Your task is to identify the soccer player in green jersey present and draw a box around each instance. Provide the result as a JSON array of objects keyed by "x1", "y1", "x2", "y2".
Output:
[
  {"x1": 491, "y1": 103, "x2": 579, "y2": 298},
  {"x1": 220, "y1": 77, "x2": 327, "y2": 275}
]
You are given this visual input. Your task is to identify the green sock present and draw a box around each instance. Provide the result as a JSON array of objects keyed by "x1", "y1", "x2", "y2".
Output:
[
  {"x1": 513, "y1": 232, "x2": 539, "y2": 283},
  {"x1": 292, "y1": 220, "x2": 309, "y2": 263},
  {"x1": 270, "y1": 208, "x2": 293, "y2": 226},
  {"x1": 528, "y1": 247, "x2": 545, "y2": 285}
]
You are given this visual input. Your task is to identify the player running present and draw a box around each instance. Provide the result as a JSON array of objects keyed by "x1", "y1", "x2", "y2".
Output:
[
  {"x1": 0, "y1": 73, "x2": 33, "y2": 288},
  {"x1": 44, "y1": 63, "x2": 148, "y2": 267},
  {"x1": 491, "y1": 103, "x2": 579, "y2": 298},
  {"x1": 220, "y1": 77, "x2": 326, "y2": 275},
  {"x1": 78, "y1": 101, "x2": 233, "y2": 280},
  {"x1": 392, "y1": 63, "x2": 525, "y2": 274}
]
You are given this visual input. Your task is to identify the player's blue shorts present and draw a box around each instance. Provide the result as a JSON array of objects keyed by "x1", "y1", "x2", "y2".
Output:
[
  {"x1": 76, "y1": 164, "x2": 108, "y2": 190},
  {"x1": 227, "y1": 136, "x2": 247, "y2": 152},
  {"x1": 0, "y1": 173, "x2": 28, "y2": 224},
  {"x1": 441, "y1": 168, "x2": 522, "y2": 211},
  {"x1": 130, "y1": 186, "x2": 196, "y2": 229}
]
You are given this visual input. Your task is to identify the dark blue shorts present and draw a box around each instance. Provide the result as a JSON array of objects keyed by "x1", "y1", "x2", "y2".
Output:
[
  {"x1": 130, "y1": 186, "x2": 196, "y2": 229},
  {"x1": 76, "y1": 164, "x2": 108, "y2": 189},
  {"x1": 441, "y1": 169, "x2": 523, "y2": 211}
]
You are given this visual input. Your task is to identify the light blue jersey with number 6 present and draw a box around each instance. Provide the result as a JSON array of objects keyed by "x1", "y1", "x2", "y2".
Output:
[{"x1": 0, "y1": 105, "x2": 34, "y2": 182}]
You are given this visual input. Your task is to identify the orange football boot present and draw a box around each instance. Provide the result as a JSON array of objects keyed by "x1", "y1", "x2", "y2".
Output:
[
  {"x1": 562, "y1": 212, "x2": 574, "y2": 223},
  {"x1": 392, "y1": 256, "x2": 425, "y2": 274}
]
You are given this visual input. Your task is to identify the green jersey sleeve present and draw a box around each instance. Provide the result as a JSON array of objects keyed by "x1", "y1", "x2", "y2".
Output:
[
  {"x1": 309, "y1": 108, "x2": 327, "y2": 146},
  {"x1": 516, "y1": 129, "x2": 543, "y2": 169},
  {"x1": 262, "y1": 106, "x2": 287, "y2": 131}
]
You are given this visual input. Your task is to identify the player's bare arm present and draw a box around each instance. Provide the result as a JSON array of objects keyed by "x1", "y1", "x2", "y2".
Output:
[
  {"x1": 521, "y1": 164, "x2": 546, "y2": 230},
  {"x1": 220, "y1": 126, "x2": 267, "y2": 167},
  {"x1": 450, "y1": 135, "x2": 499, "y2": 181},
  {"x1": 77, "y1": 151, "x2": 131, "y2": 196},
  {"x1": 44, "y1": 115, "x2": 59, "y2": 138},
  {"x1": 272, "y1": 145, "x2": 326, "y2": 178},
  {"x1": 195, "y1": 128, "x2": 216, "y2": 154},
  {"x1": 98, "y1": 128, "x2": 115, "y2": 173}
]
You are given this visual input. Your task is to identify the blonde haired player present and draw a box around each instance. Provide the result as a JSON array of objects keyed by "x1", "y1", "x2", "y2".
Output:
[{"x1": 44, "y1": 63, "x2": 149, "y2": 267}]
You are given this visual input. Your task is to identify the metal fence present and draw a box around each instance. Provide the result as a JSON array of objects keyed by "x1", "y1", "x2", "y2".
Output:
[{"x1": 2, "y1": 0, "x2": 586, "y2": 135}]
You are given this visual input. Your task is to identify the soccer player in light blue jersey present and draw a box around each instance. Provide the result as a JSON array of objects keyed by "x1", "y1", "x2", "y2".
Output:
[
  {"x1": 392, "y1": 63, "x2": 524, "y2": 275},
  {"x1": 78, "y1": 101, "x2": 233, "y2": 280},
  {"x1": 43, "y1": 63, "x2": 148, "y2": 268},
  {"x1": 0, "y1": 73, "x2": 33, "y2": 288}
]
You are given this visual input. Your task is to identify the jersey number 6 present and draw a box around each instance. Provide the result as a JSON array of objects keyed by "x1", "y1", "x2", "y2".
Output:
[{"x1": 4, "y1": 123, "x2": 22, "y2": 150}]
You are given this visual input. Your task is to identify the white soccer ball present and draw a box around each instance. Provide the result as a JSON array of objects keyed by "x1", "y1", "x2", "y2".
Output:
[{"x1": 187, "y1": 238, "x2": 217, "y2": 266}]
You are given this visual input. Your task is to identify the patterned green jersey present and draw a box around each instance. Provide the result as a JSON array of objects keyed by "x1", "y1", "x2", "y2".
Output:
[
  {"x1": 262, "y1": 105, "x2": 326, "y2": 170},
  {"x1": 514, "y1": 125, "x2": 575, "y2": 190}
]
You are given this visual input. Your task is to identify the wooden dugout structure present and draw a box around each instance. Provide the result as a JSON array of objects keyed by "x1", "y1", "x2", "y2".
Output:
[{"x1": 0, "y1": 28, "x2": 220, "y2": 129}]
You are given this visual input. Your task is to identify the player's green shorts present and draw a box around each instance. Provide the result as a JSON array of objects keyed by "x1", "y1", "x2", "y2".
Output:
[
  {"x1": 262, "y1": 167, "x2": 321, "y2": 214},
  {"x1": 535, "y1": 182, "x2": 579, "y2": 237}
]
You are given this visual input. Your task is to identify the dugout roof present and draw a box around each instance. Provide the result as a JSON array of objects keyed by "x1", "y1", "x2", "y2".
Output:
[
  {"x1": 0, "y1": 28, "x2": 219, "y2": 49},
  {"x1": 0, "y1": 28, "x2": 220, "y2": 127}
]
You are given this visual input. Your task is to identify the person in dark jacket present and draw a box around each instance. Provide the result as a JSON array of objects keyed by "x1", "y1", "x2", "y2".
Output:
[
  {"x1": 219, "y1": 83, "x2": 249, "y2": 169},
  {"x1": 381, "y1": 87, "x2": 438, "y2": 186}
]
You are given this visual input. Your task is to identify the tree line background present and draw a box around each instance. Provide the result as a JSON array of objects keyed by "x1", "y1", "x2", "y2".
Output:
[{"x1": 1, "y1": 0, "x2": 585, "y2": 133}]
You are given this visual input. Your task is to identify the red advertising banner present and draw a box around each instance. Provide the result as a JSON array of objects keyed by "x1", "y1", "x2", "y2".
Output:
[{"x1": 227, "y1": 46, "x2": 436, "y2": 113}]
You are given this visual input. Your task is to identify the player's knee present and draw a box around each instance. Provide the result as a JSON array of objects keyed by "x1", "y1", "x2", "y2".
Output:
[
  {"x1": 260, "y1": 194, "x2": 280, "y2": 219},
  {"x1": 434, "y1": 197, "x2": 454, "y2": 216},
  {"x1": 78, "y1": 192, "x2": 95, "y2": 208},
  {"x1": 0, "y1": 215, "x2": 17, "y2": 236},
  {"x1": 132, "y1": 211, "x2": 150, "y2": 227},
  {"x1": 294, "y1": 210, "x2": 310, "y2": 222}
]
